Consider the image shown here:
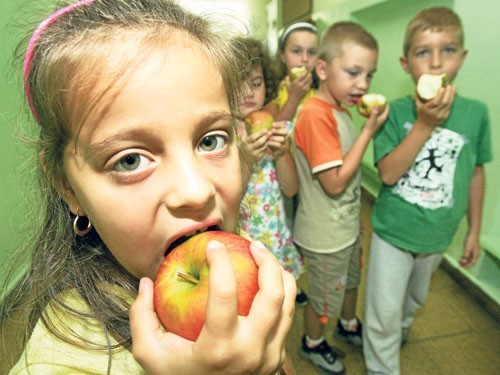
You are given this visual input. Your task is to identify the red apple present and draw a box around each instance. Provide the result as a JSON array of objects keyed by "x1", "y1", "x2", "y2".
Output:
[
  {"x1": 357, "y1": 93, "x2": 387, "y2": 117},
  {"x1": 154, "y1": 231, "x2": 259, "y2": 341},
  {"x1": 245, "y1": 109, "x2": 274, "y2": 135}
]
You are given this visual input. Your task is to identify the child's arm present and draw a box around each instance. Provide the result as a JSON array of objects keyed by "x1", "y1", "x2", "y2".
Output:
[
  {"x1": 377, "y1": 86, "x2": 456, "y2": 185},
  {"x1": 317, "y1": 105, "x2": 389, "y2": 196},
  {"x1": 265, "y1": 73, "x2": 313, "y2": 122},
  {"x1": 268, "y1": 121, "x2": 298, "y2": 197},
  {"x1": 130, "y1": 240, "x2": 296, "y2": 375},
  {"x1": 461, "y1": 165, "x2": 485, "y2": 268}
]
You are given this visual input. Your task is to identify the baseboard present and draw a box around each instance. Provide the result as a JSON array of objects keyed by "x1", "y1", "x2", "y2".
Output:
[{"x1": 440, "y1": 258, "x2": 500, "y2": 321}]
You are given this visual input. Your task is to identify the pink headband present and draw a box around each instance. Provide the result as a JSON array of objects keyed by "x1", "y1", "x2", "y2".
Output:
[{"x1": 23, "y1": 0, "x2": 95, "y2": 124}]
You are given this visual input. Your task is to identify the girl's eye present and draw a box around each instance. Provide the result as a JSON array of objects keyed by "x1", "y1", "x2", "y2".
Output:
[
  {"x1": 113, "y1": 153, "x2": 150, "y2": 172},
  {"x1": 198, "y1": 134, "x2": 227, "y2": 153},
  {"x1": 307, "y1": 49, "x2": 317, "y2": 57},
  {"x1": 252, "y1": 79, "x2": 263, "y2": 90}
]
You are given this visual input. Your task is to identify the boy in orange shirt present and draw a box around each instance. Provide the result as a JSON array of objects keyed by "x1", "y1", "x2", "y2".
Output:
[{"x1": 294, "y1": 22, "x2": 388, "y2": 374}]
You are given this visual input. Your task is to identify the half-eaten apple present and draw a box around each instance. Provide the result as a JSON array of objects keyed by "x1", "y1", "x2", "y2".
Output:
[
  {"x1": 416, "y1": 73, "x2": 449, "y2": 101},
  {"x1": 289, "y1": 66, "x2": 307, "y2": 81},
  {"x1": 154, "y1": 231, "x2": 259, "y2": 341},
  {"x1": 245, "y1": 109, "x2": 274, "y2": 135},
  {"x1": 357, "y1": 93, "x2": 387, "y2": 117}
]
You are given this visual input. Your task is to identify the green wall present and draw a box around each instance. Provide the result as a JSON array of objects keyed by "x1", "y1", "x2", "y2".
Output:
[
  {"x1": 311, "y1": 0, "x2": 500, "y2": 304},
  {"x1": 0, "y1": 1, "x2": 31, "y2": 270},
  {"x1": 0, "y1": 0, "x2": 57, "y2": 288},
  {"x1": 1, "y1": 0, "x2": 498, "y2": 304}
]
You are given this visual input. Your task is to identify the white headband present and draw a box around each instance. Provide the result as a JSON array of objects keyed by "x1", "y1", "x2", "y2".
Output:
[{"x1": 279, "y1": 22, "x2": 317, "y2": 49}]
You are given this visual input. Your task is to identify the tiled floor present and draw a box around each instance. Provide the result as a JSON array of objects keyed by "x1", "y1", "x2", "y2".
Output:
[{"x1": 287, "y1": 191, "x2": 500, "y2": 375}]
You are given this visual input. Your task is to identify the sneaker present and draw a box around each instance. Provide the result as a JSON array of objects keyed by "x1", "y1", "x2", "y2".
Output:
[
  {"x1": 300, "y1": 336, "x2": 345, "y2": 375},
  {"x1": 295, "y1": 290, "x2": 308, "y2": 306},
  {"x1": 334, "y1": 318, "x2": 363, "y2": 350}
]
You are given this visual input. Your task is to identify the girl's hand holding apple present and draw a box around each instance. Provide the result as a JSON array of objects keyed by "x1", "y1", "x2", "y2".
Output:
[
  {"x1": 130, "y1": 239, "x2": 296, "y2": 375},
  {"x1": 268, "y1": 121, "x2": 291, "y2": 158},
  {"x1": 241, "y1": 129, "x2": 271, "y2": 166},
  {"x1": 286, "y1": 69, "x2": 312, "y2": 102}
]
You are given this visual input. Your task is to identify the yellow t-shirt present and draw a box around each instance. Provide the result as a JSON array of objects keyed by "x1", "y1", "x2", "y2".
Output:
[
  {"x1": 10, "y1": 230, "x2": 255, "y2": 374},
  {"x1": 10, "y1": 289, "x2": 145, "y2": 375}
]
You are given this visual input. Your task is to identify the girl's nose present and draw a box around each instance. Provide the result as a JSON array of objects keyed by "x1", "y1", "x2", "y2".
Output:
[
  {"x1": 301, "y1": 51, "x2": 309, "y2": 63},
  {"x1": 163, "y1": 157, "x2": 216, "y2": 212},
  {"x1": 243, "y1": 81, "x2": 254, "y2": 98}
]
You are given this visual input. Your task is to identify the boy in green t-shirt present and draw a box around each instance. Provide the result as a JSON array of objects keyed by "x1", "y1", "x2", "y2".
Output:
[{"x1": 363, "y1": 7, "x2": 492, "y2": 374}]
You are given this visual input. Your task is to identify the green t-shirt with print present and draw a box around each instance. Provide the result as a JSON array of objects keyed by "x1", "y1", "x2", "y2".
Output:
[{"x1": 372, "y1": 95, "x2": 492, "y2": 253}]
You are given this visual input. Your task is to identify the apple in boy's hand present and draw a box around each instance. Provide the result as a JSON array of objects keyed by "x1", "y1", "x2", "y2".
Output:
[
  {"x1": 154, "y1": 231, "x2": 259, "y2": 341},
  {"x1": 245, "y1": 110, "x2": 274, "y2": 135},
  {"x1": 290, "y1": 66, "x2": 307, "y2": 80},
  {"x1": 416, "y1": 73, "x2": 449, "y2": 101},
  {"x1": 357, "y1": 93, "x2": 387, "y2": 117}
]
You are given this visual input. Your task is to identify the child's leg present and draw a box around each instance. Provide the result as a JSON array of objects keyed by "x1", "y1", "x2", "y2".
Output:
[
  {"x1": 299, "y1": 248, "x2": 346, "y2": 374},
  {"x1": 340, "y1": 287, "x2": 357, "y2": 320},
  {"x1": 363, "y1": 233, "x2": 414, "y2": 375},
  {"x1": 304, "y1": 303, "x2": 324, "y2": 339},
  {"x1": 334, "y1": 238, "x2": 363, "y2": 348},
  {"x1": 340, "y1": 237, "x2": 362, "y2": 321},
  {"x1": 402, "y1": 252, "x2": 443, "y2": 333}
]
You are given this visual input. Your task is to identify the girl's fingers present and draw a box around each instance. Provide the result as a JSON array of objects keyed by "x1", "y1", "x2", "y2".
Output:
[
  {"x1": 246, "y1": 242, "x2": 291, "y2": 339},
  {"x1": 129, "y1": 278, "x2": 184, "y2": 370},
  {"x1": 201, "y1": 240, "x2": 239, "y2": 338},
  {"x1": 130, "y1": 277, "x2": 160, "y2": 340},
  {"x1": 248, "y1": 242, "x2": 296, "y2": 373}
]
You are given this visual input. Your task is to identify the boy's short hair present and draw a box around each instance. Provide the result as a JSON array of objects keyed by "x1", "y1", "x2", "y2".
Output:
[
  {"x1": 403, "y1": 7, "x2": 464, "y2": 57},
  {"x1": 317, "y1": 21, "x2": 378, "y2": 62}
]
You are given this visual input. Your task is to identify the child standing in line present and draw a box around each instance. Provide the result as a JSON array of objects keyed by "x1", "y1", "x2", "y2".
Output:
[
  {"x1": 265, "y1": 21, "x2": 319, "y2": 305},
  {"x1": 265, "y1": 21, "x2": 319, "y2": 123},
  {"x1": 363, "y1": 7, "x2": 492, "y2": 375},
  {"x1": 0, "y1": 1, "x2": 296, "y2": 374},
  {"x1": 293, "y1": 22, "x2": 388, "y2": 375},
  {"x1": 235, "y1": 37, "x2": 304, "y2": 302}
]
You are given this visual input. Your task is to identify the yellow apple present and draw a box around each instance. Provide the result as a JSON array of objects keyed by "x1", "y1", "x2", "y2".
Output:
[
  {"x1": 416, "y1": 73, "x2": 449, "y2": 101},
  {"x1": 289, "y1": 66, "x2": 307, "y2": 81},
  {"x1": 357, "y1": 93, "x2": 387, "y2": 117}
]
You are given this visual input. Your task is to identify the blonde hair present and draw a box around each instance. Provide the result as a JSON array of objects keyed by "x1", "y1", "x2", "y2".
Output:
[
  {"x1": 403, "y1": 6, "x2": 464, "y2": 57},
  {"x1": 318, "y1": 21, "x2": 378, "y2": 62},
  {"x1": 1, "y1": 0, "x2": 244, "y2": 371}
]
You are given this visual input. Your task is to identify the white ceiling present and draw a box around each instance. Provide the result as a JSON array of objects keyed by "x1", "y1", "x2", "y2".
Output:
[{"x1": 178, "y1": 0, "x2": 252, "y2": 34}]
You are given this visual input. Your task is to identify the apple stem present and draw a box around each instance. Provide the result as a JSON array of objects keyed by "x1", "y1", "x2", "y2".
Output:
[{"x1": 176, "y1": 271, "x2": 199, "y2": 285}]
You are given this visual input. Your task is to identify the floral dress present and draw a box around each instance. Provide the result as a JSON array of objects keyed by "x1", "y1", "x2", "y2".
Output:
[{"x1": 239, "y1": 153, "x2": 303, "y2": 280}]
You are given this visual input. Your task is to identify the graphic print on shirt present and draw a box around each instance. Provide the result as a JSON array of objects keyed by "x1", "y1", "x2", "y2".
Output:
[{"x1": 392, "y1": 126, "x2": 465, "y2": 209}]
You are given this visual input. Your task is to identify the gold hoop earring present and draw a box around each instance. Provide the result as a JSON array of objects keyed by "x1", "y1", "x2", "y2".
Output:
[{"x1": 73, "y1": 208, "x2": 92, "y2": 236}]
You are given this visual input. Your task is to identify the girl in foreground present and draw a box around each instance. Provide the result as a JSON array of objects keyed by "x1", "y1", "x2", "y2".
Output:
[{"x1": 0, "y1": 1, "x2": 295, "y2": 374}]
